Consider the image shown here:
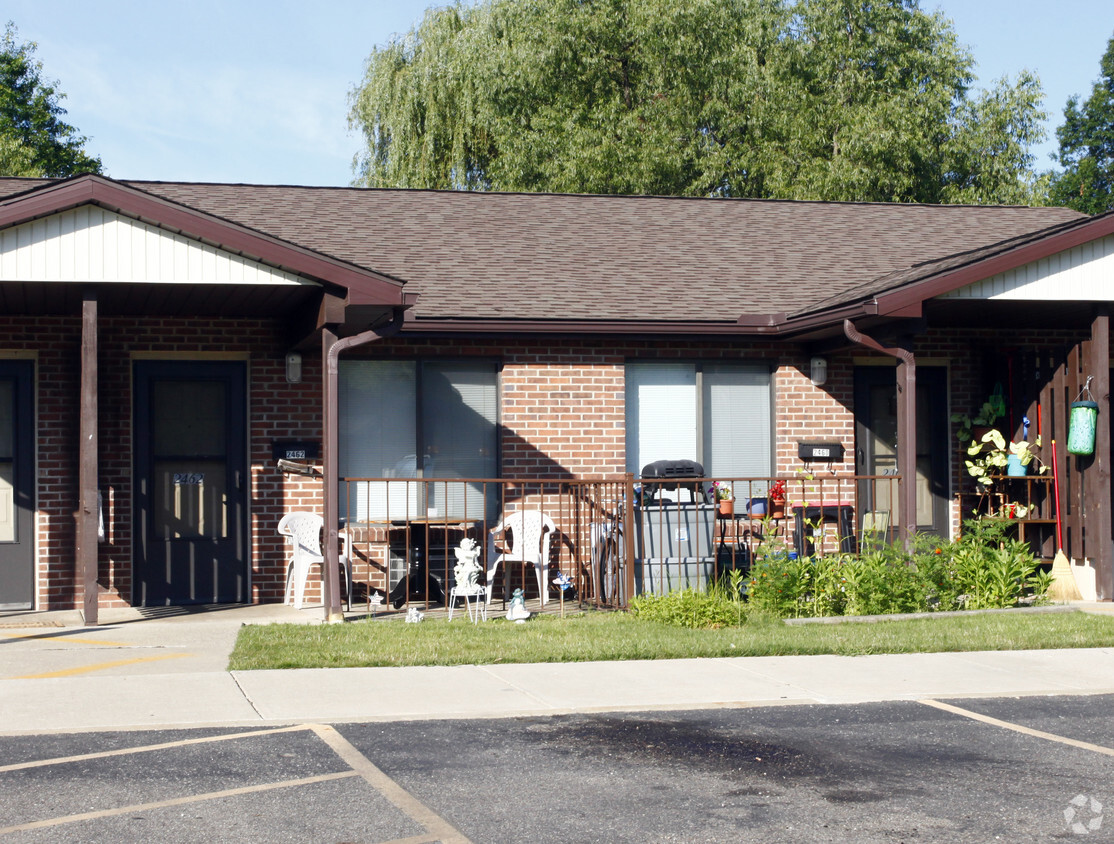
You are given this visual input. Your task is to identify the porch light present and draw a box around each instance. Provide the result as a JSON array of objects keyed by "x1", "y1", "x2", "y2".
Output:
[
  {"x1": 810, "y1": 356, "x2": 828, "y2": 386},
  {"x1": 285, "y1": 352, "x2": 302, "y2": 384}
]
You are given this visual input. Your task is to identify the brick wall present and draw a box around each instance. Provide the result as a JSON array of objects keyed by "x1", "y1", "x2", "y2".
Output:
[{"x1": 12, "y1": 321, "x2": 1021, "y2": 612}]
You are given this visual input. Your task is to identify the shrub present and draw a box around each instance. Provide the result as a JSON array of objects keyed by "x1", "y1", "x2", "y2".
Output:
[
  {"x1": 630, "y1": 572, "x2": 746, "y2": 629},
  {"x1": 743, "y1": 517, "x2": 1050, "y2": 620}
]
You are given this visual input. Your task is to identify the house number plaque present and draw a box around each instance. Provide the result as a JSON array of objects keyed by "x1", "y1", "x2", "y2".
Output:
[{"x1": 173, "y1": 472, "x2": 205, "y2": 485}]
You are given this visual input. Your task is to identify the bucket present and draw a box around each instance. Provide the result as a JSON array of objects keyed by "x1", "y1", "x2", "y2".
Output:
[{"x1": 1067, "y1": 400, "x2": 1098, "y2": 456}]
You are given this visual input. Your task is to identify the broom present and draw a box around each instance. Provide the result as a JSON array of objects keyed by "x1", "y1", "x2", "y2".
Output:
[{"x1": 1048, "y1": 438, "x2": 1083, "y2": 601}]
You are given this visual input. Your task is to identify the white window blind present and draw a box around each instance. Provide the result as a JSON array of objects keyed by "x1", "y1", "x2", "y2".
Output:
[
  {"x1": 338, "y1": 359, "x2": 497, "y2": 522},
  {"x1": 703, "y1": 364, "x2": 771, "y2": 478},
  {"x1": 625, "y1": 363, "x2": 697, "y2": 474},
  {"x1": 625, "y1": 362, "x2": 771, "y2": 479}
]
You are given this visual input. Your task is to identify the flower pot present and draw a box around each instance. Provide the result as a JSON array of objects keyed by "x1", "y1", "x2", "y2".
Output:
[
  {"x1": 1006, "y1": 454, "x2": 1027, "y2": 477},
  {"x1": 717, "y1": 499, "x2": 734, "y2": 518},
  {"x1": 746, "y1": 497, "x2": 766, "y2": 517},
  {"x1": 769, "y1": 502, "x2": 785, "y2": 520}
]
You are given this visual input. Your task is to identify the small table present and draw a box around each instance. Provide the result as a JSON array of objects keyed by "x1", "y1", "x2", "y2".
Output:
[
  {"x1": 792, "y1": 502, "x2": 856, "y2": 556},
  {"x1": 387, "y1": 518, "x2": 474, "y2": 608}
]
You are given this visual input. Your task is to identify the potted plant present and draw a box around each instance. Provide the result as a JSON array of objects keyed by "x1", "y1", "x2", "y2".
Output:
[
  {"x1": 713, "y1": 481, "x2": 734, "y2": 517},
  {"x1": 951, "y1": 395, "x2": 1005, "y2": 444},
  {"x1": 768, "y1": 479, "x2": 787, "y2": 519}
]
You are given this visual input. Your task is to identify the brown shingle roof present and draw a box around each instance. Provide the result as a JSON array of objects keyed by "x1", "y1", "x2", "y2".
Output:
[{"x1": 0, "y1": 178, "x2": 1087, "y2": 326}]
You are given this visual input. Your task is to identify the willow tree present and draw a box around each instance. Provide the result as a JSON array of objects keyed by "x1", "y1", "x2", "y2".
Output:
[{"x1": 349, "y1": 0, "x2": 1046, "y2": 203}]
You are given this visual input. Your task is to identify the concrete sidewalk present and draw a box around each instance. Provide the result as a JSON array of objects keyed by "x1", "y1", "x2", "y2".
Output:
[{"x1": 2, "y1": 603, "x2": 1114, "y2": 734}]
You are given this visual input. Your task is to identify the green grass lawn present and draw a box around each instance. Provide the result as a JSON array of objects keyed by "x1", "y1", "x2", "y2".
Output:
[{"x1": 228, "y1": 609, "x2": 1114, "y2": 670}]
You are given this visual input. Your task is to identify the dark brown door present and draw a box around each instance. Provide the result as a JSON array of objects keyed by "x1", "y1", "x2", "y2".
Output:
[
  {"x1": 0, "y1": 361, "x2": 34, "y2": 610},
  {"x1": 855, "y1": 366, "x2": 949, "y2": 537},
  {"x1": 133, "y1": 361, "x2": 248, "y2": 605}
]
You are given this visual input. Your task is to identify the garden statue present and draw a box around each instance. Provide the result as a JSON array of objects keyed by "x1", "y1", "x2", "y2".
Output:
[
  {"x1": 453, "y1": 537, "x2": 482, "y2": 591},
  {"x1": 506, "y1": 587, "x2": 531, "y2": 622},
  {"x1": 405, "y1": 607, "x2": 424, "y2": 623}
]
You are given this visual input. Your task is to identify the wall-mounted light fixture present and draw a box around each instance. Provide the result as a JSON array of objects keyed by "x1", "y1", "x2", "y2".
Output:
[
  {"x1": 810, "y1": 355, "x2": 828, "y2": 386},
  {"x1": 285, "y1": 352, "x2": 303, "y2": 384}
]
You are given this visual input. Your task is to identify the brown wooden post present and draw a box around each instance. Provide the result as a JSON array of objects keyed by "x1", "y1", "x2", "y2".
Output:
[
  {"x1": 1090, "y1": 309, "x2": 1111, "y2": 600},
  {"x1": 78, "y1": 290, "x2": 99, "y2": 625},
  {"x1": 623, "y1": 472, "x2": 636, "y2": 607}
]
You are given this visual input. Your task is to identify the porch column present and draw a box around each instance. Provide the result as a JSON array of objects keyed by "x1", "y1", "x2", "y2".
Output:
[
  {"x1": 321, "y1": 311, "x2": 406, "y2": 623},
  {"x1": 77, "y1": 290, "x2": 99, "y2": 625},
  {"x1": 896, "y1": 337, "x2": 917, "y2": 546},
  {"x1": 1090, "y1": 309, "x2": 1111, "y2": 600}
]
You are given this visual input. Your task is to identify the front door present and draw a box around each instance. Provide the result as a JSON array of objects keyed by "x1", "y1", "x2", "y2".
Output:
[
  {"x1": 133, "y1": 361, "x2": 248, "y2": 605},
  {"x1": 854, "y1": 366, "x2": 949, "y2": 537},
  {"x1": 0, "y1": 361, "x2": 34, "y2": 610}
]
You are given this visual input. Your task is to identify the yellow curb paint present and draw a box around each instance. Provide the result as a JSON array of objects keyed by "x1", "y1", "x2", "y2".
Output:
[
  {"x1": 12, "y1": 652, "x2": 190, "y2": 679},
  {"x1": 2, "y1": 633, "x2": 133, "y2": 646},
  {"x1": 919, "y1": 699, "x2": 1114, "y2": 757}
]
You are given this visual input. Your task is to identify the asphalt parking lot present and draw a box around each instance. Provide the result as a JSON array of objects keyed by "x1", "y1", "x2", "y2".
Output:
[{"x1": 2, "y1": 695, "x2": 1112, "y2": 843}]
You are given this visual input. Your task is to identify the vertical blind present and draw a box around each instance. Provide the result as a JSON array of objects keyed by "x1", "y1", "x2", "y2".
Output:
[
  {"x1": 626, "y1": 362, "x2": 772, "y2": 479},
  {"x1": 338, "y1": 360, "x2": 497, "y2": 521}
]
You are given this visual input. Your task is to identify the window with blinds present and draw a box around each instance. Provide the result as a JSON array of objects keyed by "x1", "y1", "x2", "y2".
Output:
[
  {"x1": 339, "y1": 360, "x2": 498, "y2": 522},
  {"x1": 625, "y1": 362, "x2": 772, "y2": 479}
]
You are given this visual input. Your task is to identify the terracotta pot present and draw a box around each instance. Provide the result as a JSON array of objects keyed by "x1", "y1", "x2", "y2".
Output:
[
  {"x1": 718, "y1": 499, "x2": 734, "y2": 518},
  {"x1": 769, "y1": 502, "x2": 785, "y2": 519}
]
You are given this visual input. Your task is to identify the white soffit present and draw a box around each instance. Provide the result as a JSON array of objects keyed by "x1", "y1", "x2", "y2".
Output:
[
  {"x1": 0, "y1": 205, "x2": 318, "y2": 286},
  {"x1": 940, "y1": 234, "x2": 1114, "y2": 302}
]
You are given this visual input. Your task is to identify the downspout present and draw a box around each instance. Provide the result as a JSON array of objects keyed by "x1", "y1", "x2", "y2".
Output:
[
  {"x1": 321, "y1": 310, "x2": 406, "y2": 622},
  {"x1": 843, "y1": 320, "x2": 917, "y2": 547}
]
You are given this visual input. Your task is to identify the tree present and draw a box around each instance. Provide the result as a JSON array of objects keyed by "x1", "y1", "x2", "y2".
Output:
[
  {"x1": 0, "y1": 23, "x2": 101, "y2": 178},
  {"x1": 349, "y1": 0, "x2": 1047, "y2": 204},
  {"x1": 1049, "y1": 34, "x2": 1114, "y2": 215}
]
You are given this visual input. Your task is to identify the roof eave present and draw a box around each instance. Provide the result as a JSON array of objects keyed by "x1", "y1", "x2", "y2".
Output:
[{"x1": 0, "y1": 174, "x2": 414, "y2": 310}]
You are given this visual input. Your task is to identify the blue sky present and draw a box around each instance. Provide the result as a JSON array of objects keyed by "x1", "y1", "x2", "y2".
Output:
[{"x1": 6, "y1": 0, "x2": 1113, "y2": 188}]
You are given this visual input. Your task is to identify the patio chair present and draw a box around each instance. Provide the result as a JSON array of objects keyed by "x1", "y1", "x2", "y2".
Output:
[
  {"x1": 278, "y1": 511, "x2": 352, "y2": 611},
  {"x1": 485, "y1": 510, "x2": 556, "y2": 606}
]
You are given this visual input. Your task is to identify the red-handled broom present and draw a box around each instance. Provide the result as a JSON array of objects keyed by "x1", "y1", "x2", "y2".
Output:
[{"x1": 1048, "y1": 438, "x2": 1082, "y2": 601}]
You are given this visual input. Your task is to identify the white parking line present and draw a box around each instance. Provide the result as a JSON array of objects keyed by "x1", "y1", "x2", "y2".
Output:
[
  {"x1": 0, "y1": 722, "x2": 473, "y2": 843},
  {"x1": 0, "y1": 771, "x2": 358, "y2": 835},
  {"x1": 919, "y1": 699, "x2": 1114, "y2": 757},
  {"x1": 311, "y1": 723, "x2": 474, "y2": 844}
]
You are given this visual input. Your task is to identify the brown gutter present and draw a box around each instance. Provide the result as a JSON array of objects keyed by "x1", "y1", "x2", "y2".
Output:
[
  {"x1": 843, "y1": 320, "x2": 917, "y2": 546},
  {"x1": 320, "y1": 309, "x2": 406, "y2": 621}
]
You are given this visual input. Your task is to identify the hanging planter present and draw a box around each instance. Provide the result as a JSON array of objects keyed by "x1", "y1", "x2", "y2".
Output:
[{"x1": 1067, "y1": 377, "x2": 1099, "y2": 456}]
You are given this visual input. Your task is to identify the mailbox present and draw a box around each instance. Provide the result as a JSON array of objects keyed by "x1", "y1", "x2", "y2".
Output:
[{"x1": 797, "y1": 441, "x2": 845, "y2": 462}]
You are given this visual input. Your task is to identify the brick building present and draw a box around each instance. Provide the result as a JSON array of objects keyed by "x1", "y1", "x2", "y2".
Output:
[{"x1": 0, "y1": 174, "x2": 1110, "y2": 620}]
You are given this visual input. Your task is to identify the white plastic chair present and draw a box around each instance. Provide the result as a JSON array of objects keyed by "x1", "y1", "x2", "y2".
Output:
[
  {"x1": 278, "y1": 512, "x2": 352, "y2": 610},
  {"x1": 486, "y1": 510, "x2": 556, "y2": 606}
]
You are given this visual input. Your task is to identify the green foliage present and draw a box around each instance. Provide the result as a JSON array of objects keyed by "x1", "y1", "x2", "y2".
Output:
[
  {"x1": 630, "y1": 572, "x2": 746, "y2": 629},
  {"x1": 1049, "y1": 34, "x2": 1114, "y2": 214},
  {"x1": 0, "y1": 23, "x2": 101, "y2": 178},
  {"x1": 349, "y1": 0, "x2": 1046, "y2": 204},
  {"x1": 744, "y1": 519, "x2": 1048, "y2": 619}
]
